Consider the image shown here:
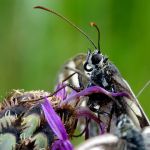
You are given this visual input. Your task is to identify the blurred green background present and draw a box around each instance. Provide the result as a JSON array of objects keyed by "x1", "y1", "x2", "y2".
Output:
[{"x1": 0, "y1": 0, "x2": 150, "y2": 117}]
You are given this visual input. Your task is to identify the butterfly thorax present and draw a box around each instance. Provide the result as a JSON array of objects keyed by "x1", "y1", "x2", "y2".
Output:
[
  {"x1": 89, "y1": 60, "x2": 120, "y2": 92},
  {"x1": 87, "y1": 58, "x2": 126, "y2": 117}
]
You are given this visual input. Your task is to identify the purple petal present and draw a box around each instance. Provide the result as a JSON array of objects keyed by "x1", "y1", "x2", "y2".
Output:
[
  {"x1": 66, "y1": 90, "x2": 77, "y2": 99},
  {"x1": 99, "y1": 122, "x2": 105, "y2": 134},
  {"x1": 52, "y1": 140, "x2": 73, "y2": 150},
  {"x1": 76, "y1": 107, "x2": 105, "y2": 134},
  {"x1": 63, "y1": 140, "x2": 74, "y2": 150},
  {"x1": 76, "y1": 107, "x2": 101, "y2": 125},
  {"x1": 51, "y1": 140, "x2": 61, "y2": 150},
  {"x1": 55, "y1": 83, "x2": 67, "y2": 100},
  {"x1": 62, "y1": 86, "x2": 129, "y2": 105},
  {"x1": 41, "y1": 98, "x2": 68, "y2": 140}
]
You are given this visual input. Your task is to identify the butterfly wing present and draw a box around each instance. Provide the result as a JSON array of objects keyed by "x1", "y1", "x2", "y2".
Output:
[
  {"x1": 111, "y1": 70, "x2": 150, "y2": 129},
  {"x1": 75, "y1": 134, "x2": 125, "y2": 150},
  {"x1": 56, "y1": 53, "x2": 89, "y2": 91}
]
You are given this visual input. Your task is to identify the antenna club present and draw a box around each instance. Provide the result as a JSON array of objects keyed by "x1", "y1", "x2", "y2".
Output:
[
  {"x1": 90, "y1": 22, "x2": 96, "y2": 27},
  {"x1": 90, "y1": 22, "x2": 101, "y2": 51},
  {"x1": 34, "y1": 6, "x2": 51, "y2": 12},
  {"x1": 34, "y1": 6, "x2": 42, "y2": 9}
]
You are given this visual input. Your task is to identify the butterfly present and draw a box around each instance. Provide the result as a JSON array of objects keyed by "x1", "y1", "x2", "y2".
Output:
[
  {"x1": 35, "y1": 6, "x2": 150, "y2": 135},
  {"x1": 57, "y1": 46, "x2": 150, "y2": 134}
]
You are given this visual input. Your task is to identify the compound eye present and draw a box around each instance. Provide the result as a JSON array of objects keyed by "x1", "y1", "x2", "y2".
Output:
[
  {"x1": 91, "y1": 54, "x2": 102, "y2": 65},
  {"x1": 84, "y1": 62, "x2": 93, "y2": 72}
]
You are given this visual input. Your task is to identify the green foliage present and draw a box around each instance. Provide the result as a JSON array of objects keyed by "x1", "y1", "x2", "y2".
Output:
[{"x1": 0, "y1": 0, "x2": 150, "y2": 117}]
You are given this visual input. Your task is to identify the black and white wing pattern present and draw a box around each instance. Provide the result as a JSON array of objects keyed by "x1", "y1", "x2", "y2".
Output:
[
  {"x1": 111, "y1": 72, "x2": 150, "y2": 129},
  {"x1": 56, "y1": 53, "x2": 88, "y2": 90}
]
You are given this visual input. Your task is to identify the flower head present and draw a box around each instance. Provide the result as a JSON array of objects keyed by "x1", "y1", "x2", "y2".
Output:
[{"x1": 42, "y1": 83, "x2": 129, "y2": 143}]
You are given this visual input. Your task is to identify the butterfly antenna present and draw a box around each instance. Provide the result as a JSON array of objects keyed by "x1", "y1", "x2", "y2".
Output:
[
  {"x1": 34, "y1": 6, "x2": 97, "y2": 49},
  {"x1": 90, "y1": 22, "x2": 101, "y2": 53},
  {"x1": 137, "y1": 80, "x2": 150, "y2": 98}
]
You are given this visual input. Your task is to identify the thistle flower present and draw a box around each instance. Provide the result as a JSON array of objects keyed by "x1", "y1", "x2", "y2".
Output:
[
  {"x1": 41, "y1": 98, "x2": 74, "y2": 150},
  {"x1": 41, "y1": 84, "x2": 103, "y2": 140},
  {"x1": 42, "y1": 83, "x2": 129, "y2": 145}
]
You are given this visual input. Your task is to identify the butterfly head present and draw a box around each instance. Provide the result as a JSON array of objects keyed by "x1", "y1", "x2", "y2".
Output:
[{"x1": 84, "y1": 49, "x2": 108, "y2": 72}]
